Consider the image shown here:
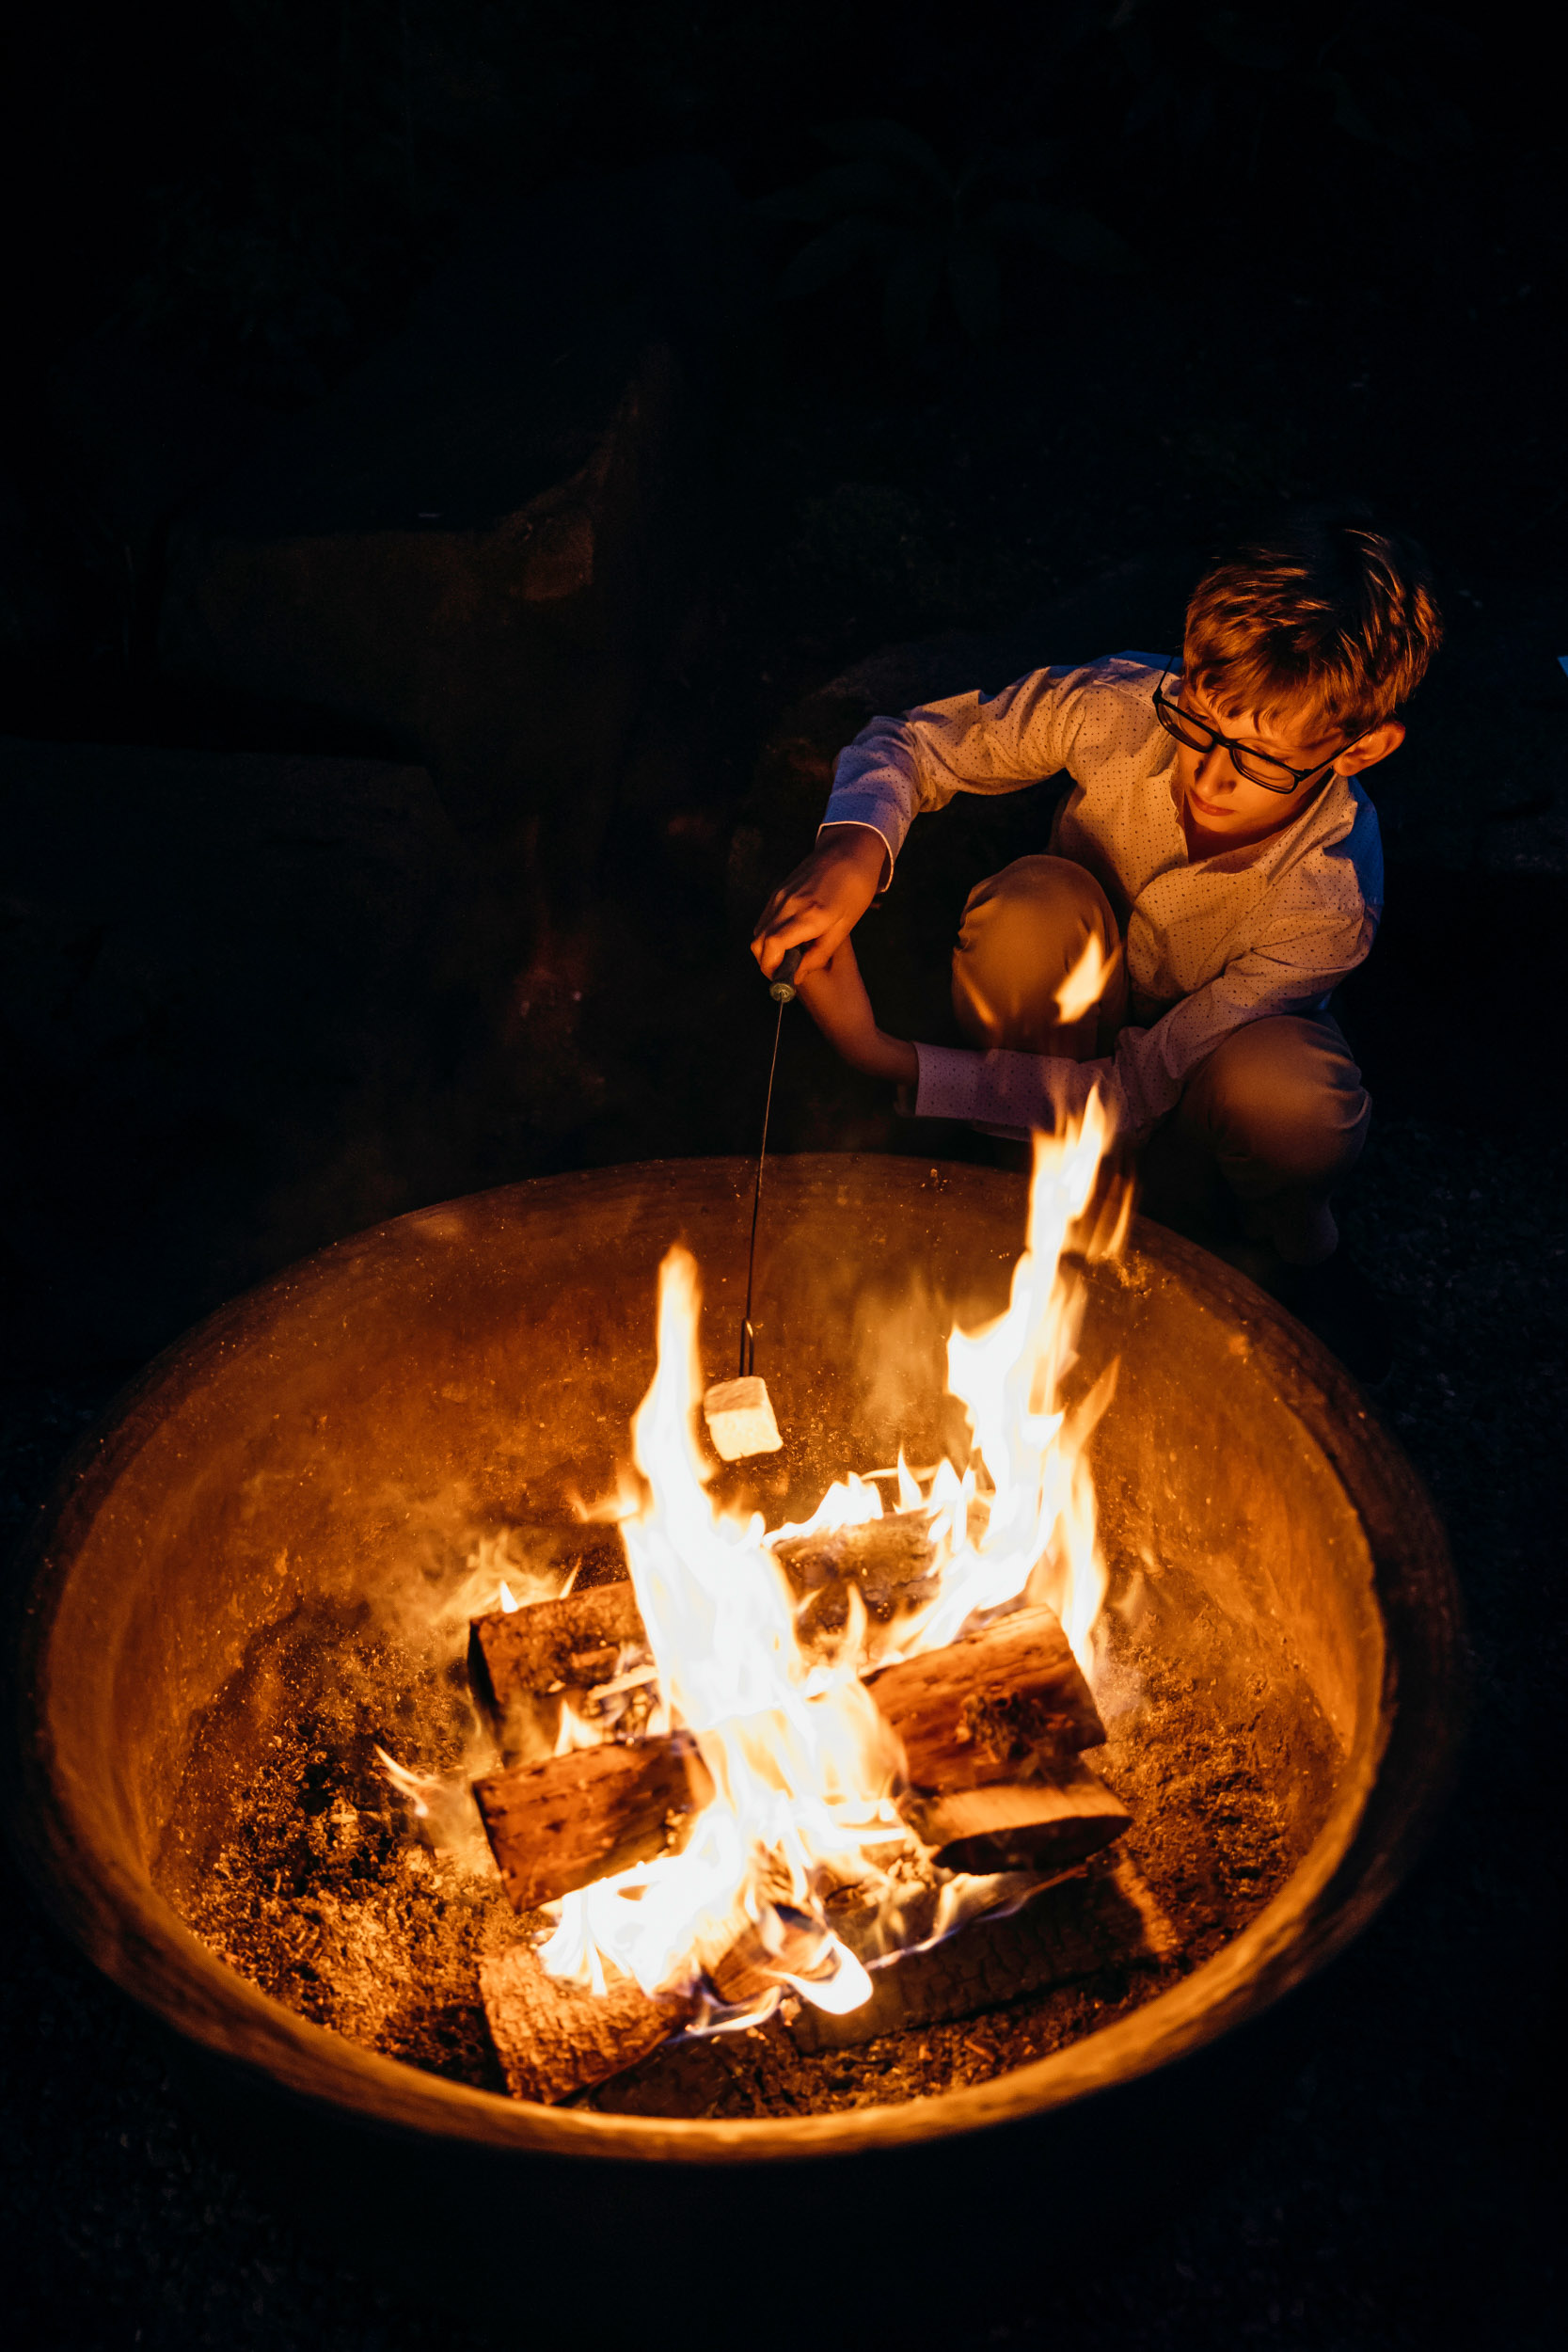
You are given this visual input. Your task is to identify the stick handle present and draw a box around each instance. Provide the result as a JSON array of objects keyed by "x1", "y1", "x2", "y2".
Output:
[{"x1": 769, "y1": 945, "x2": 805, "y2": 1004}]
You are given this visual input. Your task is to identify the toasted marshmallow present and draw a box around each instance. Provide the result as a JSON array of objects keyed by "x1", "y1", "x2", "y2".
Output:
[{"x1": 702, "y1": 1375, "x2": 783, "y2": 1461}]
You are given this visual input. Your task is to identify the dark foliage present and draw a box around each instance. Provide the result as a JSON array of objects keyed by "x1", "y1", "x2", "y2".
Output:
[
  {"x1": 757, "y1": 119, "x2": 1135, "y2": 356},
  {"x1": 1105, "y1": 0, "x2": 1478, "y2": 169},
  {"x1": 2, "y1": 1, "x2": 1503, "y2": 399}
]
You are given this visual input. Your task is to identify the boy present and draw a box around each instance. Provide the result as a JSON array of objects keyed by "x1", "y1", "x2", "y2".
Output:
[{"x1": 752, "y1": 509, "x2": 1442, "y2": 1382}]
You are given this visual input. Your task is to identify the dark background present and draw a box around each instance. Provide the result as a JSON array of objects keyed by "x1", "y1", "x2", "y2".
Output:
[{"x1": 2, "y1": 5, "x2": 1564, "y2": 2344}]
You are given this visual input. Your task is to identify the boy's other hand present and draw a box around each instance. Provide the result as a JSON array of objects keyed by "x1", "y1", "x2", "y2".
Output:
[
  {"x1": 752, "y1": 824, "x2": 889, "y2": 983},
  {"x1": 795, "y1": 937, "x2": 918, "y2": 1090}
]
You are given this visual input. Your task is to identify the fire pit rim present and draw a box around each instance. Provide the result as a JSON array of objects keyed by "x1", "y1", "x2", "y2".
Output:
[{"x1": 7, "y1": 1154, "x2": 1467, "y2": 2165}]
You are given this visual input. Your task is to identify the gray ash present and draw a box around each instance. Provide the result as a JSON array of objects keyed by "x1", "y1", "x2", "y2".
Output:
[
  {"x1": 163, "y1": 1599, "x2": 528, "y2": 2092},
  {"x1": 181, "y1": 1708, "x2": 522, "y2": 2091},
  {"x1": 167, "y1": 1562, "x2": 1322, "y2": 2118}
]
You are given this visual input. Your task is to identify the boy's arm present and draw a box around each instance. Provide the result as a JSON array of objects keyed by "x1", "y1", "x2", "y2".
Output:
[
  {"x1": 752, "y1": 824, "x2": 891, "y2": 987},
  {"x1": 754, "y1": 665, "x2": 1089, "y2": 981},
  {"x1": 828, "y1": 665, "x2": 1088, "y2": 861},
  {"x1": 792, "y1": 938, "x2": 918, "y2": 1090}
]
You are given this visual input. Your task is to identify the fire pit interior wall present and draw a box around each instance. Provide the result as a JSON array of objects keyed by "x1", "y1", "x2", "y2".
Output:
[{"x1": 14, "y1": 1156, "x2": 1458, "y2": 2175}]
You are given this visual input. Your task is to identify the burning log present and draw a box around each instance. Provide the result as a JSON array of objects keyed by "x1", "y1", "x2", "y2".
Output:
[
  {"x1": 787, "y1": 1853, "x2": 1177, "y2": 2054},
  {"x1": 709, "y1": 1907, "x2": 837, "y2": 2008},
  {"x1": 867, "y1": 1609, "x2": 1127, "y2": 1869},
  {"x1": 868, "y1": 1604, "x2": 1107, "y2": 1788},
  {"x1": 469, "y1": 1578, "x2": 652, "y2": 1762},
  {"x1": 772, "y1": 1508, "x2": 939, "y2": 1600},
  {"x1": 778, "y1": 1511, "x2": 943, "y2": 1644},
  {"x1": 468, "y1": 1579, "x2": 645, "y2": 1719},
  {"x1": 471, "y1": 1597, "x2": 1121, "y2": 1913},
  {"x1": 474, "y1": 1735, "x2": 712, "y2": 1914},
  {"x1": 480, "y1": 1942, "x2": 695, "y2": 2104},
  {"x1": 898, "y1": 1756, "x2": 1130, "y2": 1876}
]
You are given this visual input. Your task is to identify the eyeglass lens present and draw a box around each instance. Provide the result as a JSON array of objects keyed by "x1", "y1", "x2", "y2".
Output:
[{"x1": 1157, "y1": 698, "x2": 1300, "y2": 790}]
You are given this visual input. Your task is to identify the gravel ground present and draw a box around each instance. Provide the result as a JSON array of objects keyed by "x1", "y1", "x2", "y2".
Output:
[{"x1": 4, "y1": 1105, "x2": 1562, "y2": 2350}]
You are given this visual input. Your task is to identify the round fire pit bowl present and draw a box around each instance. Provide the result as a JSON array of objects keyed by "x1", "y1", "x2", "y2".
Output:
[{"x1": 9, "y1": 1155, "x2": 1464, "y2": 2315}]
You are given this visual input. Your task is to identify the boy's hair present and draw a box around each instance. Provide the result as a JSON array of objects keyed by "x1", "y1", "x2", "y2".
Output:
[{"x1": 1184, "y1": 506, "x2": 1442, "y2": 729}]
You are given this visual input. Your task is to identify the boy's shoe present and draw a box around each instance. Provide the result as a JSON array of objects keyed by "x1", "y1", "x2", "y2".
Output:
[{"x1": 1274, "y1": 1251, "x2": 1395, "y2": 1389}]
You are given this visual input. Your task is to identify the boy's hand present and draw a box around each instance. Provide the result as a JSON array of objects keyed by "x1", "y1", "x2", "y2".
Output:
[
  {"x1": 795, "y1": 937, "x2": 918, "y2": 1090},
  {"x1": 752, "y1": 824, "x2": 889, "y2": 983}
]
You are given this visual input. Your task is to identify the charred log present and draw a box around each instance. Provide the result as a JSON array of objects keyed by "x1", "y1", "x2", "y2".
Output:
[
  {"x1": 868, "y1": 1604, "x2": 1105, "y2": 1790},
  {"x1": 468, "y1": 1579, "x2": 645, "y2": 1719},
  {"x1": 899, "y1": 1757, "x2": 1130, "y2": 1876},
  {"x1": 474, "y1": 1735, "x2": 712, "y2": 1914},
  {"x1": 709, "y1": 1907, "x2": 835, "y2": 2008},
  {"x1": 480, "y1": 1941, "x2": 695, "y2": 2104},
  {"x1": 770, "y1": 1515, "x2": 940, "y2": 1628},
  {"x1": 787, "y1": 1854, "x2": 1177, "y2": 2054},
  {"x1": 471, "y1": 1601, "x2": 1118, "y2": 1908},
  {"x1": 589, "y1": 2031, "x2": 737, "y2": 2118}
]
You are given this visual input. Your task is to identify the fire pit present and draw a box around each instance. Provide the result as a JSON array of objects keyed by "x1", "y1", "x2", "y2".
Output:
[{"x1": 8, "y1": 1154, "x2": 1464, "y2": 2318}]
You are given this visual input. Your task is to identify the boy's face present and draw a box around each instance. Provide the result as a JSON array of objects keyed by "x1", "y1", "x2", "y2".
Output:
[{"x1": 1172, "y1": 669, "x2": 1403, "y2": 841}]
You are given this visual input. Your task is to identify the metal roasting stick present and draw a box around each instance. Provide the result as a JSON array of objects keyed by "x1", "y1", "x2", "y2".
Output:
[{"x1": 739, "y1": 944, "x2": 803, "y2": 1378}]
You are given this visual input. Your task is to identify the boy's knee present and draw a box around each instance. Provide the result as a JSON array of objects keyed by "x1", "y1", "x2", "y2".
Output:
[
  {"x1": 1185, "y1": 1016, "x2": 1369, "y2": 1185},
  {"x1": 962, "y1": 854, "x2": 1111, "y2": 930},
  {"x1": 952, "y1": 856, "x2": 1123, "y2": 1053}
]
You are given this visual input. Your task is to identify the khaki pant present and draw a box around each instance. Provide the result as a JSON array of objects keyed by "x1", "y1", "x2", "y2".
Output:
[{"x1": 951, "y1": 856, "x2": 1370, "y2": 1266}]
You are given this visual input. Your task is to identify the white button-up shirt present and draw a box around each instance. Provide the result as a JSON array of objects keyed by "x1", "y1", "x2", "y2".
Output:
[{"x1": 823, "y1": 655, "x2": 1383, "y2": 1140}]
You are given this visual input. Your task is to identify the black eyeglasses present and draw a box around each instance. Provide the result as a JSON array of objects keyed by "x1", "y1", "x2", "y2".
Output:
[{"x1": 1151, "y1": 660, "x2": 1372, "y2": 796}]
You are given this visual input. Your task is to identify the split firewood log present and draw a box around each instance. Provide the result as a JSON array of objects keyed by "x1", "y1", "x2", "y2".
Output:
[
  {"x1": 772, "y1": 1509, "x2": 960, "y2": 1644},
  {"x1": 771, "y1": 1509, "x2": 939, "y2": 1597},
  {"x1": 787, "y1": 1852, "x2": 1177, "y2": 2054},
  {"x1": 708, "y1": 1907, "x2": 836, "y2": 2008},
  {"x1": 468, "y1": 1581, "x2": 646, "y2": 1720},
  {"x1": 480, "y1": 1941, "x2": 695, "y2": 2104},
  {"x1": 897, "y1": 1756, "x2": 1130, "y2": 1877},
  {"x1": 474, "y1": 1734, "x2": 712, "y2": 1914},
  {"x1": 867, "y1": 1603, "x2": 1106, "y2": 1789},
  {"x1": 472, "y1": 1600, "x2": 1118, "y2": 1904}
]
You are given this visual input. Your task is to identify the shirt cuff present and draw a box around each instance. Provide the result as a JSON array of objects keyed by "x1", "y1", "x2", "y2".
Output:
[
  {"x1": 910, "y1": 1042, "x2": 1128, "y2": 1135},
  {"x1": 820, "y1": 785, "x2": 910, "y2": 874}
]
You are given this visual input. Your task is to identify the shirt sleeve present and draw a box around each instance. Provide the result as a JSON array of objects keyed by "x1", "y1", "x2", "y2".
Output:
[
  {"x1": 911, "y1": 907, "x2": 1376, "y2": 1143},
  {"x1": 821, "y1": 666, "x2": 1092, "y2": 872},
  {"x1": 1109, "y1": 909, "x2": 1376, "y2": 1134},
  {"x1": 911, "y1": 1041, "x2": 1124, "y2": 1135}
]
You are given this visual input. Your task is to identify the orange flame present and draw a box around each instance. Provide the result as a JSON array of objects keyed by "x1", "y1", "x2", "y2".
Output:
[
  {"x1": 1053, "y1": 931, "x2": 1111, "y2": 1026},
  {"x1": 536, "y1": 1247, "x2": 900, "y2": 2011},
  {"x1": 916, "y1": 1090, "x2": 1116, "y2": 1671},
  {"x1": 532, "y1": 1097, "x2": 1124, "y2": 2016}
]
